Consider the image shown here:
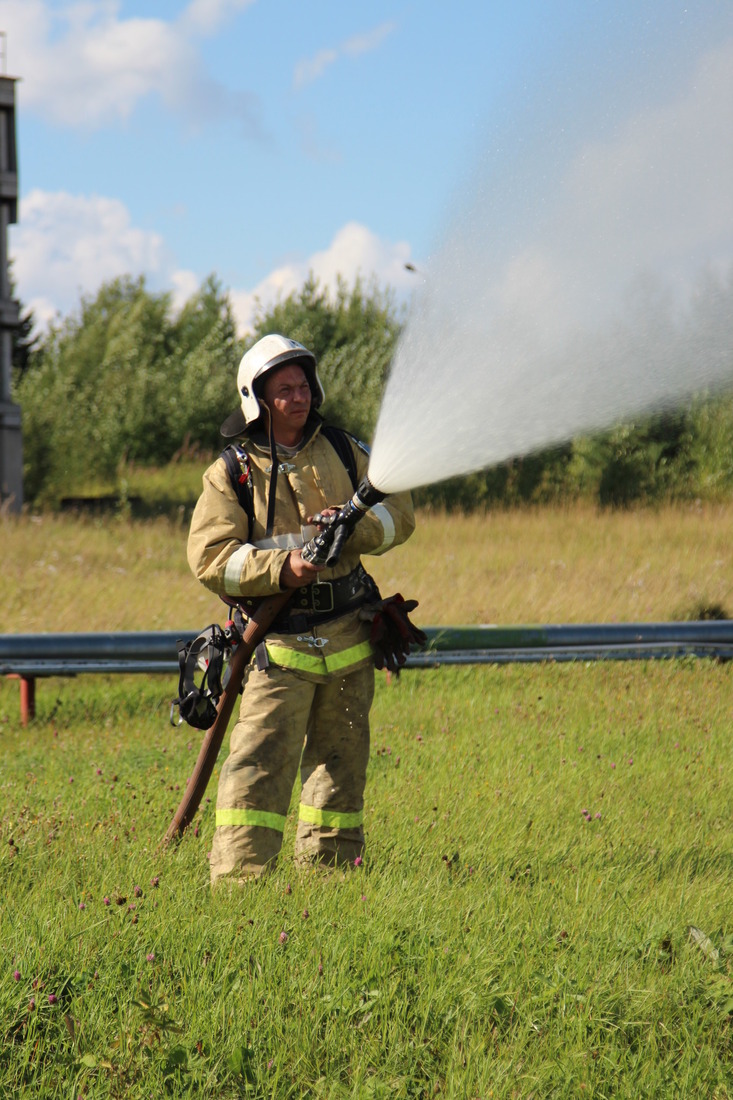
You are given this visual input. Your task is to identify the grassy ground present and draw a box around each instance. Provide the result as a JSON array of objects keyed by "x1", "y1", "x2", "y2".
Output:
[
  {"x1": 2, "y1": 504, "x2": 732, "y2": 1096},
  {"x1": 1, "y1": 663, "x2": 731, "y2": 1098},
  {"x1": 3, "y1": 499, "x2": 733, "y2": 632}
]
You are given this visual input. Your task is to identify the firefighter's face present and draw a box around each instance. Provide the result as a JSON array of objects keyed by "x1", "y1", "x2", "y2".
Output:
[{"x1": 262, "y1": 363, "x2": 312, "y2": 439}]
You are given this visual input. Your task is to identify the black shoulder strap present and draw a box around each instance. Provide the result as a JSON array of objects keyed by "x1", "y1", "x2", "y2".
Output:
[
  {"x1": 221, "y1": 443, "x2": 253, "y2": 537},
  {"x1": 221, "y1": 426, "x2": 359, "y2": 531},
  {"x1": 321, "y1": 424, "x2": 359, "y2": 492}
]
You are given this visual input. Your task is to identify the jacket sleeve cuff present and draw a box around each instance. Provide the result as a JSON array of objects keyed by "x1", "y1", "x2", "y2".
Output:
[
  {"x1": 225, "y1": 547, "x2": 291, "y2": 596},
  {"x1": 347, "y1": 505, "x2": 396, "y2": 556}
]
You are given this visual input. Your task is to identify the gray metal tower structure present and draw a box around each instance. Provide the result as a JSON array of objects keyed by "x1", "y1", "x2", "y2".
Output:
[{"x1": 0, "y1": 68, "x2": 21, "y2": 511}]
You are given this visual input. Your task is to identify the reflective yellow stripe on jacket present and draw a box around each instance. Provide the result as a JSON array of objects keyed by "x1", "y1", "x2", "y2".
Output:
[{"x1": 265, "y1": 639, "x2": 373, "y2": 677}]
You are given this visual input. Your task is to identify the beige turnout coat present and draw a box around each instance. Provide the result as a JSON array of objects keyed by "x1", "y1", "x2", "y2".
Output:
[{"x1": 187, "y1": 419, "x2": 415, "y2": 679}]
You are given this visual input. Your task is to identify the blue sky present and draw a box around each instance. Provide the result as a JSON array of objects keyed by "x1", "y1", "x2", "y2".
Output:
[{"x1": 2, "y1": 0, "x2": 731, "y2": 336}]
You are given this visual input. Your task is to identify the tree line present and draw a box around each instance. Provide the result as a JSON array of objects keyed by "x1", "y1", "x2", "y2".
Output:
[{"x1": 12, "y1": 272, "x2": 733, "y2": 509}]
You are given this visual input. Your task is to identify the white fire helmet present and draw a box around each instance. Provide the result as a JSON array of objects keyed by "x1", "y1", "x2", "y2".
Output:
[{"x1": 220, "y1": 334, "x2": 325, "y2": 438}]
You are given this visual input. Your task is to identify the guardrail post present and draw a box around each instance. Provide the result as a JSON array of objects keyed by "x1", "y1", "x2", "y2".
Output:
[
  {"x1": 6, "y1": 673, "x2": 35, "y2": 725},
  {"x1": 19, "y1": 675, "x2": 35, "y2": 725}
]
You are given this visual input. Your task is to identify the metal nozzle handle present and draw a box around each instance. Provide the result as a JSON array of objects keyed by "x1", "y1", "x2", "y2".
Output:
[{"x1": 300, "y1": 476, "x2": 385, "y2": 567}]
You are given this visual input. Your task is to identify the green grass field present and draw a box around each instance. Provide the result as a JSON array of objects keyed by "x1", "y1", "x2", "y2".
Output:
[{"x1": 1, "y1": 508, "x2": 732, "y2": 1097}]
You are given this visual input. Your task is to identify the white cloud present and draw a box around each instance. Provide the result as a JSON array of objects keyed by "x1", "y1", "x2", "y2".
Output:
[
  {"x1": 450, "y1": 37, "x2": 733, "y2": 342},
  {"x1": 0, "y1": 0, "x2": 260, "y2": 130},
  {"x1": 546, "y1": 37, "x2": 733, "y2": 312},
  {"x1": 10, "y1": 190, "x2": 415, "y2": 337},
  {"x1": 293, "y1": 48, "x2": 338, "y2": 92},
  {"x1": 181, "y1": 0, "x2": 255, "y2": 35},
  {"x1": 293, "y1": 21, "x2": 396, "y2": 91},
  {"x1": 342, "y1": 23, "x2": 396, "y2": 58},
  {"x1": 229, "y1": 221, "x2": 414, "y2": 336},
  {"x1": 169, "y1": 267, "x2": 201, "y2": 314},
  {"x1": 10, "y1": 188, "x2": 167, "y2": 326}
]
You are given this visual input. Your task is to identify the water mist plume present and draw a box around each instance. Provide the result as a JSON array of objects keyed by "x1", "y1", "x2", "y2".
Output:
[{"x1": 368, "y1": 7, "x2": 733, "y2": 495}]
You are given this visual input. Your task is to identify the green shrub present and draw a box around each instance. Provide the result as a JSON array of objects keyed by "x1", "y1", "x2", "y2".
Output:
[{"x1": 14, "y1": 269, "x2": 733, "y2": 510}]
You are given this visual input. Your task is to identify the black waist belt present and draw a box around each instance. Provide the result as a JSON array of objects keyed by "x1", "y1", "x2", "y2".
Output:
[
  {"x1": 236, "y1": 565, "x2": 373, "y2": 633},
  {"x1": 290, "y1": 565, "x2": 369, "y2": 613}
]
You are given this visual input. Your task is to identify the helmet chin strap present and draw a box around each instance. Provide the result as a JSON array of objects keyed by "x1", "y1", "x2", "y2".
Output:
[{"x1": 263, "y1": 405, "x2": 279, "y2": 539}]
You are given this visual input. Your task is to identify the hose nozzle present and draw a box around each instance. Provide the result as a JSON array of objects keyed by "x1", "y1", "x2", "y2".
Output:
[
  {"x1": 301, "y1": 475, "x2": 385, "y2": 567},
  {"x1": 351, "y1": 475, "x2": 385, "y2": 512}
]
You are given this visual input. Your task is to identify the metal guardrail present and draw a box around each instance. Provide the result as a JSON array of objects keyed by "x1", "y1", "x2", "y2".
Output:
[
  {"x1": 0, "y1": 631, "x2": 188, "y2": 678},
  {"x1": 412, "y1": 621, "x2": 733, "y2": 664},
  {"x1": 2, "y1": 622, "x2": 731, "y2": 724}
]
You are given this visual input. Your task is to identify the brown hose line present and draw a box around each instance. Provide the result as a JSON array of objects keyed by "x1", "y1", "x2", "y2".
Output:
[{"x1": 162, "y1": 589, "x2": 293, "y2": 847}]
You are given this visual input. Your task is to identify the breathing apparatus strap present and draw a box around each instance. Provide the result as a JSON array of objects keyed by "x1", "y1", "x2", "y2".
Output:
[
  {"x1": 220, "y1": 423, "x2": 359, "y2": 539},
  {"x1": 170, "y1": 623, "x2": 237, "y2": 730}
]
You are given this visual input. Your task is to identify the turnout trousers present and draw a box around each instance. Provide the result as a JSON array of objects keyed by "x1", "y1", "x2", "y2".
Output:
[{"x1": 209, "y1": 656, "x2": 375, "y2": 884}]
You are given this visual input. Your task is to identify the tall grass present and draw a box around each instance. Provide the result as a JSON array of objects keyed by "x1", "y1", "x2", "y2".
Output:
[{"x1": 3, "y1": 501, "x2": 733, "y2": 632}]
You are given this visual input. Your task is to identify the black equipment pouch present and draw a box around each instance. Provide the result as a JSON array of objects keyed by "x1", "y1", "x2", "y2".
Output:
[{"x1": 170, "y1": 623, "x2": 237, "y2": 730}]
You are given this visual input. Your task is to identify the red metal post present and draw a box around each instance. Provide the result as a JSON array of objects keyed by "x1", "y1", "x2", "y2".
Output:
[{"x1": 19, "y1": 676, "x2": 35, "y2": 726}]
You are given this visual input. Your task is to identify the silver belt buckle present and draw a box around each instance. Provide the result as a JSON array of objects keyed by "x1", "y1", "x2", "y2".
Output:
[{"x1": 311, "y1": 581, "x2": 334, "y2": 613}]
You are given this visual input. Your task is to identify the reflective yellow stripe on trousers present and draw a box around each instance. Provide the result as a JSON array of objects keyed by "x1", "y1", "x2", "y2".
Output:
[
  {"x1": 298, "y1": 804, "x2": 363, "y2": 829},
  {"x1": 215, "y1": 807, "x2": 363, "y2": 831},
  {"x1": 265, "y1": 640, "x2": 373, "y2": 676},
  {"x1": 215, "y1": 808, "x2": 286, "y2": 832}
]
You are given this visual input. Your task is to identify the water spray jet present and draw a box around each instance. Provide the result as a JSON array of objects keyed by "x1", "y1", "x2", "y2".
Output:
[{"x1": 367, "y1": 7, "x2": 733, "y2": 498}]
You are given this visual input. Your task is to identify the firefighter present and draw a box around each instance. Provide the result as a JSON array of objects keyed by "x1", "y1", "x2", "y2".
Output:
[{"x1": 188, "y1": 334, "x2": 415, "y2": 883}]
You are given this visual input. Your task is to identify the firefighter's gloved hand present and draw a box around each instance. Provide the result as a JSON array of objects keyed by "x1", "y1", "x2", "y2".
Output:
[
  {"x1": 359, "y1": 593, "x2": 427, "y2": 672},
  {"x1": 309, "y1": 509, "x2": 340, "y2": 529}
]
